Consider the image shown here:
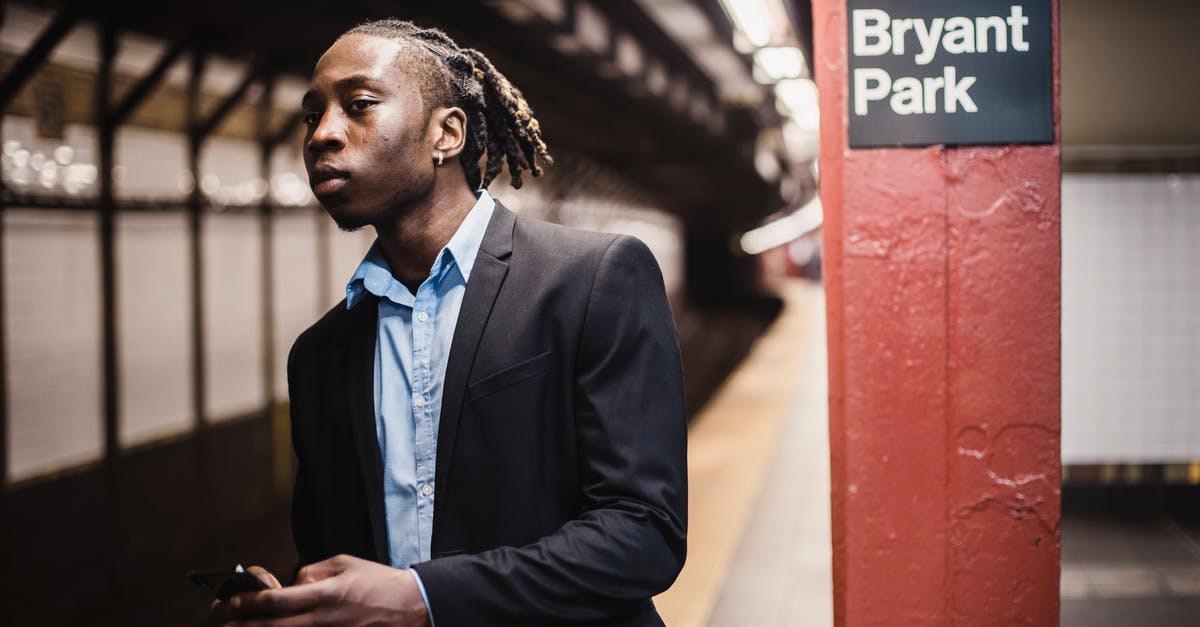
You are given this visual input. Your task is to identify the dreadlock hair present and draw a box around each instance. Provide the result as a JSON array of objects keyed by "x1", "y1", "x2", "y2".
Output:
[{"x1": 339, "y1": 19, "x2": 552, "y2": 190}]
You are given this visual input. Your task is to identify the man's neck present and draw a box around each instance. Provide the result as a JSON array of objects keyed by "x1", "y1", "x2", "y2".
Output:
[{"x1": 373, "y1": 182, "x2": 479, "y2": 287}]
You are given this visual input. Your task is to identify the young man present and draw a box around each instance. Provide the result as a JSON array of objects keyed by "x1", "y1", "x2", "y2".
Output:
[{"x1": 223, "y1": 19, "x2": 687, "y2": 626}]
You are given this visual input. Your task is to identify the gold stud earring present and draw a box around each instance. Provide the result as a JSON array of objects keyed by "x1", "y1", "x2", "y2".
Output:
[{"x1": 436, "y1": 151, "x2": 444, "y2": 166}]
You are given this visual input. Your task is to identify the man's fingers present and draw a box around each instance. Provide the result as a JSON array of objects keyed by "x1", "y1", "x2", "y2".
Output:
[
  {"x1": 229, "y1": 580, "x2": 329, "y2": 616},
  {"x1": 246, "y1": 565, "x2": 282, "y2": 589},
  {"x1": 294, "y1": 555, "x2": 347, "y2": 584}
]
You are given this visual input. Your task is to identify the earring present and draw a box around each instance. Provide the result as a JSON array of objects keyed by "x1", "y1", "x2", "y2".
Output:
[{"x1": 436, "y1": 151, "x2": 444, "y2": 166}]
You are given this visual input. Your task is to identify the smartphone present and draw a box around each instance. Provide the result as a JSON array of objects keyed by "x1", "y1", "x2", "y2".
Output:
[{"x1": 187, "y1": 565, "x2": 270, "y2": 602}]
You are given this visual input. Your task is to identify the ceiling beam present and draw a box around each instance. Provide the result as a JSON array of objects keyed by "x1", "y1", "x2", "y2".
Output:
[{"x1": 0, "y1": 7, "x2": 81, "y2": 110}]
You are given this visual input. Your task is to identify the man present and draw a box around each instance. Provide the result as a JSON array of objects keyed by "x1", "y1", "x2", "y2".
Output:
[{"x1": 223, "y1": 18, "x2": 687, "y2": 626}]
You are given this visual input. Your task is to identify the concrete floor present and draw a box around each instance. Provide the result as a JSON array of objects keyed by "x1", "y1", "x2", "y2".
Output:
[{"x1": 1061, "y1": 513, "x2": 1200, "y2": 626}]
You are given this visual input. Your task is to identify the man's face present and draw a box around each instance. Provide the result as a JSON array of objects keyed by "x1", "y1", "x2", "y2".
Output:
[{"x1": 302, "y1": 34, "x2": 437, "y2": 230}]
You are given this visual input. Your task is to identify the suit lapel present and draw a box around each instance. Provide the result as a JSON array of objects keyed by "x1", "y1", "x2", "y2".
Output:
[
  {"x1": 433, "y1": 203, "x2": 516, "y2": 535},
  {"x1": 344, "y1": 293, "x2": 389, "y2": 562}
]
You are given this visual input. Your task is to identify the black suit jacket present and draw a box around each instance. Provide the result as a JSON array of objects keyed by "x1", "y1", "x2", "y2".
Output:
[{"x1": 287, "y1": 202, "x2": 688, "y2": 626}]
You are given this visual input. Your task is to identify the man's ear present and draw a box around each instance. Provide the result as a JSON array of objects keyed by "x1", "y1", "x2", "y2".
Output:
[{"x1": 431, "y1": 106, "x2": 468, "y2": 159}]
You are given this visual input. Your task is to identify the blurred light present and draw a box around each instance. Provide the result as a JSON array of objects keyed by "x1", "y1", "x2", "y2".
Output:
[
  {"x1": 645, "y1": 61, "x2": 668, "y2": 96},
  {"x1": 272, "y1": 172, "x2": 313, "y2": 206},
  {"x1": 39, "y1": 162, "x2": 58, "y2": 187},
  {"x1": 489, "y1": 0, "x2": 566, "y2": 24},
  {"x1": 3, "y1": 140, "x2": 21, "y2": 156},
  {"x1": 754, "y1": 147, "x2": 781, "y2": 182},
  {"x1": 573, "y1": 2, "x2": 609, "y2": 55},
  {"x1": 615, "y1": 34, "x2": 643, "y2": 78},
  {"x1": 668, "y1": 81, "x2": 690, "y2": 112},
  {"x1": 740, "y1": 195, "x2": 823, "y2": 255},
  {"x1": 29, "y1": 152, "x2": 46, "y2": 171},
  {"x1": 250, "y1": 177, "x2": 268, "y2": 200},
  {"x1": 63, "y1": 163, "x2": 97, "y2": 187},
  {"x1": 781, "y1": 117, "x2": 818, "y2": 162},
  {"x1": 63, "y1": 163, "x2": 95, "y2": 194},
  {"x1": 200, "y1": 173, "x2": 221, "y2": 195},
  {"x1": 774, "y1": 78, "x2": 819, "y2": 119},
  {"x1": 787, "y1": 236, "x2": 818, "y2": 266},
  {"x1": 12, "y1": 149, "x2": 30, "y2": 168},
  {"x1": 754, "y1": 47, "x2": 807, "y2": 82},
  {"x1": 53, "y1": 145, "x2": 74, "y2": 164},
  {"x1": 718, "y1": 0, "x2": 771, "y2": 47}
]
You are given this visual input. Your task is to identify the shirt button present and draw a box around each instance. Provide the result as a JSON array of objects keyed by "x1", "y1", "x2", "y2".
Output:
[
  {"x1": 422, "y1": 484, "x2": 434, "y2": 496},
  {"x1": 416, "y1": 311, "x2": 429, "y2": 322},
  {"x1": 414, "y1": 395, "x2": 427, "y2": 407}
]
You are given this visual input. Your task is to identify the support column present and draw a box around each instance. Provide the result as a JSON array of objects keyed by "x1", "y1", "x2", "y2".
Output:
[{"x1": 814, "y1": 1, "x2": 1062, "y2": 625}]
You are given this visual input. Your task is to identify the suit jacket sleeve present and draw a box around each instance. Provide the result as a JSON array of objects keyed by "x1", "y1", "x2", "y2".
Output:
[{"x1": 411, "y1": 235, "x2": 688, "y2": 624}]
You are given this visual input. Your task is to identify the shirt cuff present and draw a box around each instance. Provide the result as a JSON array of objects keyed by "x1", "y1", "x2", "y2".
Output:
[{"x1": 408, "y1": 568, "x2": 435, "y2": 627}]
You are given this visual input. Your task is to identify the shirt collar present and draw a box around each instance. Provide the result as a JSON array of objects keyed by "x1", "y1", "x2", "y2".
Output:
[
  {"x1": 345, "y1": 189, "x2": 496, "y2": 309},
  {"x1": 441, "y1": 188, "x2": 495, "y2": 282}
]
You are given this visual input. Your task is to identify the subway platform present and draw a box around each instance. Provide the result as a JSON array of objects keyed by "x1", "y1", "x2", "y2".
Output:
[{"x1": 655, "y1": 279, "x2": 1200, "y2": 627}]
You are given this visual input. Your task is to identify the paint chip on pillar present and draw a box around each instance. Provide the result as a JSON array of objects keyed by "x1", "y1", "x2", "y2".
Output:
[{"x1": 847, "y1": 0, "x2": 1052, "y2": 147}]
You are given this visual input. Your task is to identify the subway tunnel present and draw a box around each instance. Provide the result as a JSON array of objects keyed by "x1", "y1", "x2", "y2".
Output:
[{"x1": 0, "y1": 1, "x2": 1197, "y2": 625}]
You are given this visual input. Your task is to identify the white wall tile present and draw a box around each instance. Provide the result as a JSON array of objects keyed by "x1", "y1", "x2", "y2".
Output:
[
  {"x1": 116, "y1": 212, "x2": 193, "y2": 446},
  {"x1": 1063, "y1": 173, "x2": 1200, "y2": 463},
  {"x1": 271, "y1": 212, "x2": 321, "y2": 399},
  {"x1": 4, "y1": 210, "x2": 103, "y2": 481},
  {"x1": 201, "y1": 212, "x2": 265, "y2": 421}
]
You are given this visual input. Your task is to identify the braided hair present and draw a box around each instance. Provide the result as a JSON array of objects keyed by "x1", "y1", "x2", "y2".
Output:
[{"x1": 340, "y1": 19, "x2": 552, "y2": 190}]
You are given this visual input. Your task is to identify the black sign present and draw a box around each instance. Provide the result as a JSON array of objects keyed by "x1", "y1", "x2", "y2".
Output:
[{"x1": 847, "y1": 0, "x2": 1052, "y2": 148}]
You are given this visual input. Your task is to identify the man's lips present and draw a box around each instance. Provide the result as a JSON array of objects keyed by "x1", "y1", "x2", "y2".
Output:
[
  {"x1": 313, "y1": 176, "x2": 348, "y2": 196},
  {"x1": 310, "y1": 166, "x2": 349, "y2": 196}
]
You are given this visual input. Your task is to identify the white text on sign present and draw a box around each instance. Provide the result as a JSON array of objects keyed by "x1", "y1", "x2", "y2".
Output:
[{"x1": 851, "y1": 5, "x2": 1031, "y2": 116}]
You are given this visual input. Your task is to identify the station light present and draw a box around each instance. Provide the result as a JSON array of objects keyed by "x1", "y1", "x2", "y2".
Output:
[
  {"x1": 718, "y1": 0, "x2": 773, "y2": 48},
  {"x1": 753, "y1": 46, "x2": 808, "y2": 82},
  {"x1": 739, "y1": 195, "x2": 823, "y2": 255},
  {"x1": 774, "y1": 78, "x2": 819, "y2": 121}
]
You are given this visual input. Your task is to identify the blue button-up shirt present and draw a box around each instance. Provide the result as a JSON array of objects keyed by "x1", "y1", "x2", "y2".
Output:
[{"x1": 345, "y1": 190, "x2": 495, "y2": 615}]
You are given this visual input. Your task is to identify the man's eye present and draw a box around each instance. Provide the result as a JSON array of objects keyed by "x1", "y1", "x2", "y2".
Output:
[
  {"x1": 303, "y1": 112, "x2": 322, "y2": 126},
  {"x1": 348, "y1": 99, "x2": 377, "y2": 112}
]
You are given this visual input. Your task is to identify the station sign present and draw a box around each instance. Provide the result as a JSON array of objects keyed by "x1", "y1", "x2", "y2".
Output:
[{"x1": 847, "y1": 0, "x2": 1052, "y2": 148}]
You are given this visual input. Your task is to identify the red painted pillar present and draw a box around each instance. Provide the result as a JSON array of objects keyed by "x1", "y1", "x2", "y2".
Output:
[{"x1": 815, "y1": 2, "x2": 1062, "y2": 625}]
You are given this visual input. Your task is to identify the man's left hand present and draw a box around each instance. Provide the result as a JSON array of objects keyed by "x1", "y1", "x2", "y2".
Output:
[{"x1": 224, "y1": 554, "x2": 430, "y2": 627}]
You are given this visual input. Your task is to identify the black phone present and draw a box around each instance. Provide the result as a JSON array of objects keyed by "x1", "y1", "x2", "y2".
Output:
[{"x1": 187, "y1": 567, "x2": 270, "y2": 602}]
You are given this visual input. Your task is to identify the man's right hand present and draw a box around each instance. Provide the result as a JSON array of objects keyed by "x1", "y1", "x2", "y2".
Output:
[{"x1": 210, "y1": 566, "x2": 281, "y2": 625}]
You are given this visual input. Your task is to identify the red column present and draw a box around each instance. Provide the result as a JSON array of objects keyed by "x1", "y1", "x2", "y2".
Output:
[{"x1": 815, "y1": 2, "x2": 1062, "y2": 625}]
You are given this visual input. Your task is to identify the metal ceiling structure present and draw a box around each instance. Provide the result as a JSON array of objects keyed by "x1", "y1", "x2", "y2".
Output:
[{"x1": 1, "y1": 0, "x2": 813, "y2": 231}]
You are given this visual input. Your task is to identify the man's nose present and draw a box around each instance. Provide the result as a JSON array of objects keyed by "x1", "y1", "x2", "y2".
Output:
[{"x1": 307, "y1": 110, "x2": 346, "y2": 153}]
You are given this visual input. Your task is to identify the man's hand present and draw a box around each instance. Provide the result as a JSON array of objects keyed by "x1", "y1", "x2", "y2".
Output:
[
  {"x1": 210, "y1": 566, "x2": 281, "y2": 624},
  {"x1": 224, "y1": 554, "x2": 431, "y2": 627}
]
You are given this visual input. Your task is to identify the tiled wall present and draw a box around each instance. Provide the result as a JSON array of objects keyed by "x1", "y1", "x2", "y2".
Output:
[
  {"x1": 201, "y1": 212, "x2": 266, "y2": 422},
  {"x1": 270, "y1": 212, "x2": 322, "y2": 399},
  {"x1": 3, "y1": 210, "x2": 104, "y2": 481},
  {"x1": 1062, "y1": 173, "x2": 1200, "y2": 463},
  {"x1": 116, "y1": 211, "x2": 193, "y2": 446},
  {"x1": 2, "y1": 104, "x2": 682, "y2": 484}
]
